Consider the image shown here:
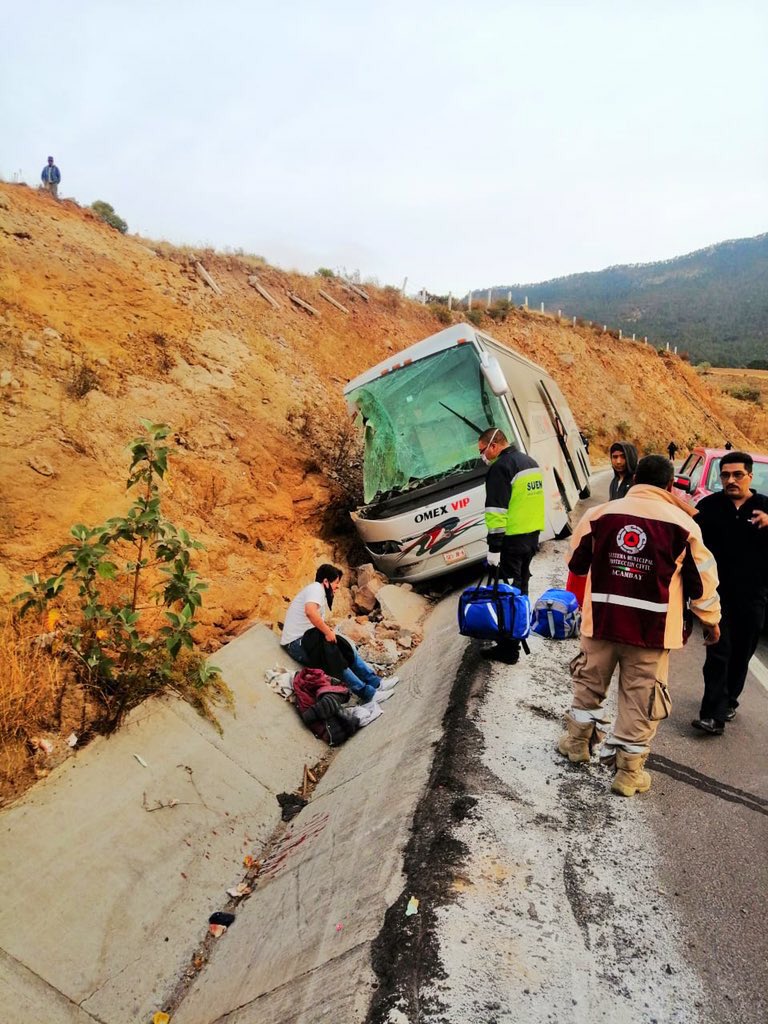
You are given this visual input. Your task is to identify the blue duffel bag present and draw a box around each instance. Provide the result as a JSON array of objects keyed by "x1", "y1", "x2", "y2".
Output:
[
  {"x1": 530, "y1": 588, "x2": 581, "y2": 639},
  {"x1": 458, "y1": 569, "x2": 531, "y2": 647}
]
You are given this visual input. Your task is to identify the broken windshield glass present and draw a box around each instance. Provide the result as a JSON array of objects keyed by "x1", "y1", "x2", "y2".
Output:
[{"x1": 347, "y1": 345, "x2": 512, "y2": 503}]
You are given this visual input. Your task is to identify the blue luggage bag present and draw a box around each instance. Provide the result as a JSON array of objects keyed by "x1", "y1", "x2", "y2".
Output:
[
  {"x1": 458, "y1": 569, "x2": 531, "y2": 650},
  {"x1": 530, "y1": 588, "x2": 581, "y2": 639}
]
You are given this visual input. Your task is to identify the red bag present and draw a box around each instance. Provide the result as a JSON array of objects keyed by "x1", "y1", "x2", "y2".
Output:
[{"x1": 566, "y1": 570, "x2": 587, "y2": 609}]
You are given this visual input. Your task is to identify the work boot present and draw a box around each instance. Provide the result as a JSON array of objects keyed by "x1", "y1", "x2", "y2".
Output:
[
  {"x1": 557, "y1": 718, "x2": 600, "y2": 764},
  {"x1": 611, "y1": 750, "x2": 651, "y2": 797}
]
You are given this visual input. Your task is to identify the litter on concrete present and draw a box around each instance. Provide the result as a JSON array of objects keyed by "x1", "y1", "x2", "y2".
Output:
[
  {"x1": 66, "y1": 732, "x2": 78, "y2": 747},
  {"x1": 209, "y1": 912, "x2": 235, "y2": 927},
  {"x1": 405, "y1": 896, "x2": 420, "y2": 916},
  {"x1": 226, "y1": 882, "x2": 252, "y2": 898},
  {"x1": 276, "y1": 791, "x2": 307, "y2": 821},
  {"x1": 133, "y1": 753, "x2": 148, "y2": 767}
]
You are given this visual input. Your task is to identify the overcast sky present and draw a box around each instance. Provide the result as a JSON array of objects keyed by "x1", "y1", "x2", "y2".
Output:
[{"x1": 3, "y1": 1, "x2": 766, "y2": 294}]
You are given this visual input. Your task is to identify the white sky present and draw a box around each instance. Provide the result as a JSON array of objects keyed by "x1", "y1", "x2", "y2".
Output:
[{"x1": 2, "y1": 0, "x2": 766, "y2": 294}]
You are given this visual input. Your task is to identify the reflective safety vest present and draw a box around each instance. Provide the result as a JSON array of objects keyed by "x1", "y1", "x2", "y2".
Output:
[{"x1": 484, "y1": 447, "x2": 545, "y2": 544}]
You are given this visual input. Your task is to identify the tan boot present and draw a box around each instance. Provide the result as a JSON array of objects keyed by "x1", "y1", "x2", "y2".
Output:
[
  {"x1": 611, "y1": 750, "x2": 651, "y2": 797},
  {"x1": 557, "y1": 718, "x2": 599, "y2": 763}
]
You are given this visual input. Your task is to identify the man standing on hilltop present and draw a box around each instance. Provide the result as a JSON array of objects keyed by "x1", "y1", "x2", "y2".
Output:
[
  {"x1": 608, "y1": 441, "x2": 638, "y2": 500},
  {"x1": 478, "y1": 426, "x2": 545, "y2": 664},
  {"x1": 41, "y1": 156, "x2": 61, "y2": 198},
  {"x1": 667, "y1": 441, "x2": 678, "y2": 463}
]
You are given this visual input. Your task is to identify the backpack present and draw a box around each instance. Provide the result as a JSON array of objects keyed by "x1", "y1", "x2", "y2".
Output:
[
  {"x1": 530, "y1": 588, "x2": 581, "y2": 639},
  {"x1": 458, "y1": 572, "x2": 531, "y2": 643},
  {"x1": 292, "y1": 668, "x2": 355, "y2": 745}
]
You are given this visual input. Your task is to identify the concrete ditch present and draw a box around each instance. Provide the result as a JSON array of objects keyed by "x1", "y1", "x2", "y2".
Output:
[{"x1": 0, "y1": 598, "x2": 466, "y2": 1024}]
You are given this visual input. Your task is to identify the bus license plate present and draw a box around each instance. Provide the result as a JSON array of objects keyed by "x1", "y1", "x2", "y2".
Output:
[{"x1": 443, "y1": 547, "x2": 467, "y2": 565}]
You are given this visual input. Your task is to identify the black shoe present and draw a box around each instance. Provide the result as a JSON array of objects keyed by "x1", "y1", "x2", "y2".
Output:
[
  {"x1": 692, "y1": 717, "x2": 724, "y2": 735},
  {"x1": 724, "y1": 707, "x2": 737, "y2": 722},
  {"x1": 481, "y1": 646, "x2": 520, "y2": 665}
]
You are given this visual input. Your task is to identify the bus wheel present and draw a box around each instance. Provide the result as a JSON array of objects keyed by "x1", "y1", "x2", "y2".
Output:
[{"x1": 555, "y1": 522, "x2": 572, "y2": 540}]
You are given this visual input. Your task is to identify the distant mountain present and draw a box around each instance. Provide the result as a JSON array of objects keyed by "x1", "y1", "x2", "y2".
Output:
[{"x1": 481, "y1": 233, "x2": 768, "y2": 367}]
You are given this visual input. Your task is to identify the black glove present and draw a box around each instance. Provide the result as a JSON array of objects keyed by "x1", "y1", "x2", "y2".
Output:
[{"x1": 314, "y1": 693, "x2": 342, "y2": 720}]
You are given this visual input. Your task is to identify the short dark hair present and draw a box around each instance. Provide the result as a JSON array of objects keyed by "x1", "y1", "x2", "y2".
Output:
[
  {"x1": 315, "y1": 564, "x2": 342, "y2": 584},
  {"x1": 720, "y1": 451, "x2": 753, "y2": 473},
  {"x1": 634, "y1": 454, "x2": 674, "y2": 489},
  {"x1": 478, "y1": 426, "x2": 507, "y2": 446}
]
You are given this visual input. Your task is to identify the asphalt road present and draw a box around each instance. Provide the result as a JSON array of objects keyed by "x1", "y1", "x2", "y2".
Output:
[
  {"x1": 583, "y1": 470, "x2": 768, "y2": 1024},
  {"x1": 409, "y1": 471, "x2": 768, "y2": 1024}
]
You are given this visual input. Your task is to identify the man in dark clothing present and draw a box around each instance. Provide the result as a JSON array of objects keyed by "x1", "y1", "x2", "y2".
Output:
[
  {"x1": 478, "y1": 426, "x2": 545, "y2": 663},
  {"x1": 41, "y1": 156, "x2": 61, "y2": 198},
  {"x1": 667, "y1": 441, "x2": 678, "y2": 462},
  {"x1": 608, "y1": 442, "x2": 638, "y2": 500},
  {"x1": 693, "y1": 451, "x2": 768, "y2": 734}
]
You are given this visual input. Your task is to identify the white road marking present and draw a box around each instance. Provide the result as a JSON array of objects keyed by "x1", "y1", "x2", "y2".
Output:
[{"x1": 749, "y1": 653, "x2": 768, "y2": 694}]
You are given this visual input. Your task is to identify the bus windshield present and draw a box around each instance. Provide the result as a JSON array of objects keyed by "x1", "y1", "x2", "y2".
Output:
[{"x1": 347, "y1": 344, "x2": 512, "y2": 503}]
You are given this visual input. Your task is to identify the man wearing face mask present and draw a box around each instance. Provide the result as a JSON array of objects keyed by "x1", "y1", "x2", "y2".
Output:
[{"x1": 478, "y1": 427, "x2": 545, "y2": 663}]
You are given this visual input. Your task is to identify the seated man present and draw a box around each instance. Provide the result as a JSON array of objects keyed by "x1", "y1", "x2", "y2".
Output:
[{"x1": 281, "y1": 564, "x2": 398, "y2": 704}]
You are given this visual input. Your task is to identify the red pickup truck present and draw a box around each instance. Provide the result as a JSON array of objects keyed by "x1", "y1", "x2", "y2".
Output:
[{"x1": 672, "y1": 447, "x2": 768, "y2": 506}]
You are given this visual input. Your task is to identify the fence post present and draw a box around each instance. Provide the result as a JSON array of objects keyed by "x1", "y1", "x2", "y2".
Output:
[
  {"x1": 572, "y1": 316, "x2": 577, "y2": 327},
  {"x1": 401, "y1": 276, "x2": 408, "y2": 296},
  {"x1": 603, "y1": 325, "x2": 607, "y2": 333},
  {"x1": 524, "y1": 295, "x2": 528, "y2": 309},
  {"x1": 619, "y1": 329, "x2": 622, "y2": 340},
  {"x1": 507, "y1": 290, "x2": 512, "y2": 304},
  {"x1": 486, "y1": 289, "x2": 492, "y2": 310},
  {"x1": 632, "y1": 333, "x2": 635, "y2": 341},
  {"x1": 448, "y1": 292, "x2": 452, "y2": 310},
  {"x1": 468, "y1": 291, "x2": 473, "y2": 310},
  {"x1": 540, "y1": 302, "x2": 545, "y2": 313}
]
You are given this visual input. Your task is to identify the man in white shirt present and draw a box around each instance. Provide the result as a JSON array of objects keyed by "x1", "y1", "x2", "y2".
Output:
[{"x1": 281, "y1": 564, "x2": 398, "y2": 703}]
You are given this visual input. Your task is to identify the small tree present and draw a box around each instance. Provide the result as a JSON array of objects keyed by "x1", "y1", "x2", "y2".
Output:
[
  {"x1": 91, "y1": 200, "x2": 128, "y2": 234},
  {"x1": 14, "y1": 421, "x2": 230, "y2": 732}
]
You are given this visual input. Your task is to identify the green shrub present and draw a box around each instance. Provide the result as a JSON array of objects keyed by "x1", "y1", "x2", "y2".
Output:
[
  {"x1": 466, "y1": 309, "x2": 484, "y2": 326},
  {"x1": 429, "y1": 303, "x2": 453, "y2": 325},
  {"x1": 14, "y1": 421, "x2": 230, "y2": 733},
  {"x1": 90, "y1": 200, "x2": 128, "y2": 234},
  {"x1": 614, "y1": 419, "x2": 632, "y2": 438},
  {"x1": 728, "y1": 386, "x2": 761, "y2": 403},
  {"x1": 316, "y1": 267, "x2": 335, "y2": 278}
]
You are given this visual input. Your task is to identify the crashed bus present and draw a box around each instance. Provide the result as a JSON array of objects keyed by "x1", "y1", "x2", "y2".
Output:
[{"x1": 343, "y1": 323, "x2": 591, "y2": 582}]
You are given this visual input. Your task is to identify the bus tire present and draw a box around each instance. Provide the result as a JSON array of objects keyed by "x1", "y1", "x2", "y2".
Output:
[{"x1": 555, "y1": 522, "x2": 572, "y2": 540}]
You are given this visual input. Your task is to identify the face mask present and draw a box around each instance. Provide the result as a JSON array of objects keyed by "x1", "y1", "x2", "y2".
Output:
[{"x1": 480, "y1": 452, "x2": 493, "y2": 466}]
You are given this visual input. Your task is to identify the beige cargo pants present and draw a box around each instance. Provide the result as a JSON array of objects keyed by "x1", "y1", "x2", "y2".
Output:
[{"x1": 569, "y1": 635, "x2": 671, "y2": 754}]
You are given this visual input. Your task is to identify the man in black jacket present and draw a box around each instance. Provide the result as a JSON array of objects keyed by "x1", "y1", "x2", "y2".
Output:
[
  {"x1": 693, "y1": 451, "x2": 768, "y2": 734},
  {"x1": 608, "y1": 442, "x2": 639, "y2": 500}
]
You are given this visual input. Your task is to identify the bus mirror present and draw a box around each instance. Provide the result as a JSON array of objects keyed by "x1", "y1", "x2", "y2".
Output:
[{"x1": 480, "y1": 353, "x2": 509, "y2": 396}]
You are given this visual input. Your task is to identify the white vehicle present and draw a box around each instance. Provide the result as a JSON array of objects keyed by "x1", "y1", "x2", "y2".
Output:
[{"x1": 344, "y1": 323, "x2": 591, "y2": 582}]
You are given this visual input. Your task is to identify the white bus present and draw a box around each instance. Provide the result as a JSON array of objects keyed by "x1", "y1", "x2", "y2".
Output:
[{"x1": 344, "y1": 323, "x2": 591, "y2": 582}]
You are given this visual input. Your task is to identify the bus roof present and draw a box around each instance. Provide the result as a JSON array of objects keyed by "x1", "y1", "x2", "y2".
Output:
[{"x1": 343, "y1": 322, "x2": 547, "y2": 395}]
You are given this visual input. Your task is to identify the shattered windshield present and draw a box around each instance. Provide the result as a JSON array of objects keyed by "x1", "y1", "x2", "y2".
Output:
[{"x1": 347, "y1": 344, "x2": 512, "y2": 503}]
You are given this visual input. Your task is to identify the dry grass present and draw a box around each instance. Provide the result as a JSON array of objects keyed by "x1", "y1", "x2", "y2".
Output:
[{"x1": 0, "y1": 607, "x2": 66, "y2": 777}]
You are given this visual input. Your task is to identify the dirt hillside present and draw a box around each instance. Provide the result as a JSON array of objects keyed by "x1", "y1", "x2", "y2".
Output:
[{"x1": 1, "y1": 182, "x2": 766, "y2": 643}]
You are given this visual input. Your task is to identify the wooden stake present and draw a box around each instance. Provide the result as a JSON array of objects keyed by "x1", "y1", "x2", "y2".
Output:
[
  {"x1": 247, "y1": 275, "x2": 280, "y2": 308},
  {"x1": 302, "y1": 764, "x2": 309, "y2": 799},
  {"x1": 318, "y1": 289, "x2": 350, "y2": 314},
  {"x1": 289, "y1": 292, "x2": 320, "y2": 316},
  {"x1": 194, "y1": 261, "x2": 223, "y2": 295}
]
